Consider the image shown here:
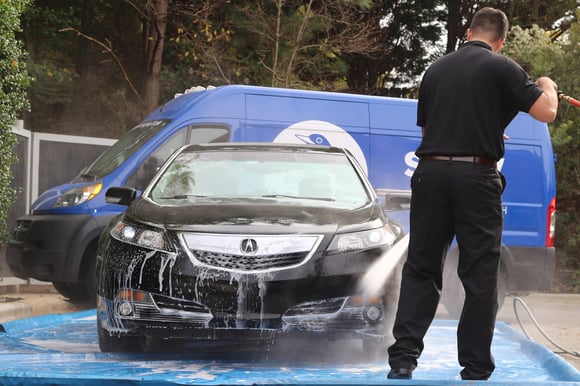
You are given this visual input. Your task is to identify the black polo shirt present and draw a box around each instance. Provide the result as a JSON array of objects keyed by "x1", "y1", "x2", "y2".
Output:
[{"x1": 416, "y1": 40, "x2": 544, "y2": 161}]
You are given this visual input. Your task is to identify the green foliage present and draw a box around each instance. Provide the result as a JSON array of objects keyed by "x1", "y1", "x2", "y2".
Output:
[
  {"x1": 0, "y1": 0, "x2": 31, "y2": 243},
  {"x1": 503, "y1": 13, "x2": 580, "y2": 289},
  {"x1": 502, "y1": 25, "x2": 563, "y2": 76}
]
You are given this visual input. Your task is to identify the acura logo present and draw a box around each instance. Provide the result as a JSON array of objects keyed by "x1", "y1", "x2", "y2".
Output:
[{"x1": 240, "y1": 238, "x2": 258, "y2": 254}]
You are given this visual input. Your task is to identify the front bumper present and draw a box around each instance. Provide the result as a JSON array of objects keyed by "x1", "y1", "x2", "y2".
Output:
[
  {"x1": 97, "y1": 290, "x2": 387, "y2": 341},
  {"x1": 6, "y1": 213, "x2": 114, "y2": 282}
]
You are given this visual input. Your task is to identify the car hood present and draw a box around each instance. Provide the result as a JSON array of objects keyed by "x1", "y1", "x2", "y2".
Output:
[{"x1": 126, "y1": 198, "x2": 383, "y2": 230}]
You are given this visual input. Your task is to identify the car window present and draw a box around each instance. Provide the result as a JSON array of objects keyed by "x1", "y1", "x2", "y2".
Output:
[{"x1": 149, "y1": 149, "x2": 370, "y2": 209}]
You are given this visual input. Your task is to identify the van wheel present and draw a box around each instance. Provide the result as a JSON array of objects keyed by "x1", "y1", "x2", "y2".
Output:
[
  {"x1": 52, "y1": 282, "x2": 89, "y2": 302},
  {"x1": 82, "y1": 245, "x2": 98, "y2": 305},
  {"x1": 441, "y1": 251, "x2": 507, "y2": 319}
]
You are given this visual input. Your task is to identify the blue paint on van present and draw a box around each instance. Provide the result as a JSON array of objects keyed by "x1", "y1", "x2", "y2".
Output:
[{"x1": 6, "y1": 85, "x2": 556, "y2": 302}]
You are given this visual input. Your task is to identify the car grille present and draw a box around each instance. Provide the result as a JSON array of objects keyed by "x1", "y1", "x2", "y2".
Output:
[
  {"x1": 192, "y1": 250, "x2": 307, "y2": 271},
  {"x1": 179, "y1": 233, "x2": 322, "y2": 273}
]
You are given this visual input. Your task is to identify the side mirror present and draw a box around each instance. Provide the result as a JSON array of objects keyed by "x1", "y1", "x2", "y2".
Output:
[
  {"x1": 105, "y1": 187, "x2": 137, "y2": 206},
  {"x1": 383, "y1": 190, "x2": 411, "y2": 211}
]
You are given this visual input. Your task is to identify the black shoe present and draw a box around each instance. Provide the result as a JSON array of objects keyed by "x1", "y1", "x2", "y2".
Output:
[{"x1": 387, "y1": 368, "x2": 413, "y2": 379}]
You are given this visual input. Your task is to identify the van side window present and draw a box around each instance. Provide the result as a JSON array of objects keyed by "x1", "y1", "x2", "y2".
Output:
[{"x1": 126, "y1": 125, "x2": 230, "y2": 191}]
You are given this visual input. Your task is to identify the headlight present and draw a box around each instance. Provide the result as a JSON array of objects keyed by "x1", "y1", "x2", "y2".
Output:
[
  {"x1": 110, "y1": 221, "x2": 173, "y2": 252},
  {"x1": 327, "y1": 225, "x2": 397, "y2": 254},
  {"x1": 53, "y1": 182, "x2": 102, "y2": 207}
]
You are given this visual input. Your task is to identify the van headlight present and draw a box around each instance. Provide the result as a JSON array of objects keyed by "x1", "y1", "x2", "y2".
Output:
[
  {"x1": 327, "y1": 226, "x2": 397, "y2": 254},
  {"x1": 53, "y1": 182, "x2": 102, "y2": 207},
  {"x1": 110, "y1": 221, "x2": 173, "y2": 252}
]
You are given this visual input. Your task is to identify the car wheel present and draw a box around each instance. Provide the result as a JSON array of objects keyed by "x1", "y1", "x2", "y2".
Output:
[
  {"x1": 441, "y1": 250, "x2": 507, "y2": 318},
  {"x1": 98, "y1": 325, "x2": 147, "y2": 353},
  {"x1": 82, "y1": 245, "x2": 98, "y2": 305},
  {"x1": 52, "y1": 282, "x2": 89, "y2": 302}
]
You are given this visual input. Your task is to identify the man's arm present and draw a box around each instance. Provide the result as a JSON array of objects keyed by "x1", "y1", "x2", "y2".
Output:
[{"x1": 528, "y1": 77, "x2": 559, "y2": 123}]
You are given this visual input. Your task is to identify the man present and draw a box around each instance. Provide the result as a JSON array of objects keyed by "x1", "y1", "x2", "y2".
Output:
[{"x1": 387, "y1": 7, "x2": 558, "y2": 381}]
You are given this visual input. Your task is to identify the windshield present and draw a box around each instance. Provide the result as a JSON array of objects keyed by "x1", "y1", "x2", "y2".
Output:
[
  {"x1": 80, "y1": 120, "x2": 170, "y2": 179},
  {"x1": 149, "y1": 149, "x2": 371, "y2": 209}
]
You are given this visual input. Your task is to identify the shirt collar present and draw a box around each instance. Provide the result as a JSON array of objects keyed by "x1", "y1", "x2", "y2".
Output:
[{"x1": 462, "y1": 40, "x2": 492, "y2": 51}]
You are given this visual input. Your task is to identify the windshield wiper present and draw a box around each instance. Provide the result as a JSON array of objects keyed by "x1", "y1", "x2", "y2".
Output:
[
  {"x1": 262, "y1": 194, "x2": 335, "y2": 202},
  {"x1": 158, "y1": 194, "x2": 208, "y2": 199}
]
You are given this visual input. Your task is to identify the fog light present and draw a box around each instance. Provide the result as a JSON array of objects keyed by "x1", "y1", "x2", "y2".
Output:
[
  {"x1": 364, "y1": 306, "x2": 383, "y2": 322},
  {"x1": 118, "y1": 302, "x2": 133, "y2": 316}
]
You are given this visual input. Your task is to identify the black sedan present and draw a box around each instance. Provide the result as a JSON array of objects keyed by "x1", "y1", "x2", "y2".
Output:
[{"x1": 96, "y1": 143, "x2": 405, "y2": 353}]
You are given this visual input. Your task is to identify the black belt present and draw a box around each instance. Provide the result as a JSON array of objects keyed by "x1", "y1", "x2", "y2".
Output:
[{"x1": 420, "y1": 155, "x2": 497, "y2": 167}]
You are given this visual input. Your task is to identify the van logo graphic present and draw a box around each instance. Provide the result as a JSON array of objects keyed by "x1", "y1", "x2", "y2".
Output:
[
  {"x1": 240, "y1": 239, "x2": 258, "y2": 254},
  {"x1": 273, "y1": 120, "x2": 368, "y2": 174}
]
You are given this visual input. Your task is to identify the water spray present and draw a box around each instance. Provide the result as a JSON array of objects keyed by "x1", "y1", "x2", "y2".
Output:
[{"x1": 358, "y1": 233, "x2": 410, "y2": 299}]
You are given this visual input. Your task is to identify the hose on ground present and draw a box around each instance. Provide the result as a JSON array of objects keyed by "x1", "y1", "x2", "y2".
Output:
[{"x1": 512, "y1": 296, "x2": 580, "y2": 357}]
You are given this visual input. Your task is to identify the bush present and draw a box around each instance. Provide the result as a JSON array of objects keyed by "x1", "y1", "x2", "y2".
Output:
[
  {"x1": 0, "y1": 0, "x2": 31, "y2": 243},
  {"x1": 503, "y1": 19, "x2": 580, "y2": 292}
]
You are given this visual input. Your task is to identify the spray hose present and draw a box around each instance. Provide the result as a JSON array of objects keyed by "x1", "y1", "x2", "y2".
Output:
[
  {"x1": 558, "y1": 92, "x2": 580, "y2": 107},
  {"x1": 512, "y1": 297, "x2": 580, "y2": 357}
]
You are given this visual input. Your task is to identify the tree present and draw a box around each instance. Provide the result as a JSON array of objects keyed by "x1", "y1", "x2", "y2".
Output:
[
  {"x1": 335, "y1": 0, "x2": 443, "y2": 95},
  {"x1": 0, "y1": 0, "x2": 31, "y2": 243},
  {"x1": 167, "y1": 0, "x2": 444, "y2": 96},
  {"x1": 139, "y1": 0, "x2": 169, "y2": 115},
  {"x1": 502, "y1": 12, "x2": 580, "y2": 290},
  {"x1": 443, "y1": 0, "x2": 577, "y2": 53}
]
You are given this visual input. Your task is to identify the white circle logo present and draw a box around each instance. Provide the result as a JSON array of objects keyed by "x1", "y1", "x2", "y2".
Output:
[{"x1": 272, "y1": 120, "x2": 368, "y2": 174}]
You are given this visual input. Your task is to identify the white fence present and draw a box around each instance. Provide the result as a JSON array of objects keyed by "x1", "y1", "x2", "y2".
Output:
[{"x1": 1, "y1": 121, "x2": 116, "y2": 281}]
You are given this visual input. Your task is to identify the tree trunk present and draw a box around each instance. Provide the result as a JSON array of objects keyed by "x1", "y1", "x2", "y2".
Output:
[{"x1": 142, "y1": 0, "x2": 168, "y2": 116}]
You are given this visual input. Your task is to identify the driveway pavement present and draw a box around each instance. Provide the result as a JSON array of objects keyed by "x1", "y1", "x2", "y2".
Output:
[
  {"x1": 2, "y1": 283, "x2": 579, "y2": 371},
  {"x1": 438, "y1": 292, "x2": 580, "y2": 371}
]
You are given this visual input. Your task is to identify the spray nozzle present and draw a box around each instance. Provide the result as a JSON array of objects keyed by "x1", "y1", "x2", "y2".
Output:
[{"x1": 558, "y1": 91, "x2": 580, "y2": 107}]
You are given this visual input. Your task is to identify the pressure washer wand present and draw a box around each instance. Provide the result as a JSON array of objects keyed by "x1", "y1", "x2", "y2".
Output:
[{"x1": 558, "y1": 92, "x2": 580, "y2": 107}]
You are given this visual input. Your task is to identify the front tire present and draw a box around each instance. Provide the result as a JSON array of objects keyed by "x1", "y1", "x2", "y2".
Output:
[
  {"x1": 82, "y1": 245, "x2": 98, "y2": 305},
  {"x1": 441, "y1": 250, "x2": 507, "y2": 318}
]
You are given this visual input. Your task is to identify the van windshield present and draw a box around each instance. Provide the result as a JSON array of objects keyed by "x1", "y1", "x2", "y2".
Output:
[{"x1": 77, "y1": 120, "x2": 170, "y2": 180}]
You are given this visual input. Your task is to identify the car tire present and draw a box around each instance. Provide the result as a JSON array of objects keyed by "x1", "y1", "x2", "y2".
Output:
[
  {"x1": 83, "y1": 245, "x2": 98, "y2": 305},
  {"x1": 97, "y1": 325, "x2": 147, "y2": 353},
  {"x1": 441, "y1": 249, "x2": 507, "y2": 319}
]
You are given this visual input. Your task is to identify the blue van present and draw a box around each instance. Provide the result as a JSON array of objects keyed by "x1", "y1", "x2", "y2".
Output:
[{"x1": 6, "y1": 85, "x2": 556, "y2": 315}]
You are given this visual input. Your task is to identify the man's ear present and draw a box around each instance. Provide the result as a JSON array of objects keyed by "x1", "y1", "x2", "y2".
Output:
[{"x1": 466, "y1": 28, "x2": 472, "y2": 40}]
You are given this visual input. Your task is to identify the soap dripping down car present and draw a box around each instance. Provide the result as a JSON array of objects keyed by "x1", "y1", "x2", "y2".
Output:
[{"x1": 96, "y1": 143, "x2": 406, "y2": 353}]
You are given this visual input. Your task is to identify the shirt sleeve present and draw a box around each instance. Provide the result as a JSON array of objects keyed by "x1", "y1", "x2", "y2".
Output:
[{"x1": 503, "y1": 57, "x2": 544, "y2": 113}]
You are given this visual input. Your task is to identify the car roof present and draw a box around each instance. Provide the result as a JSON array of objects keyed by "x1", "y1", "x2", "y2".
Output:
[{"x1": 180, "y1": 142, "x2": 348, "y2": 155}]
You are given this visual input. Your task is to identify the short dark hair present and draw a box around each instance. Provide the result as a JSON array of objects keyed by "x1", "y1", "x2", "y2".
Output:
[{"x1": 470, "y1": 7, "x2": 509, "y2": 41}]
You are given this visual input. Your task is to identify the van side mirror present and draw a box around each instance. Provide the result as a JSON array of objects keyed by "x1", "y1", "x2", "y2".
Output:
[
  {"x1": 383, "y1": 190, "x2": 411, "y2": 211},
  {"x1": 106, "y1": 187, "x2": 137, "y2": 206}
]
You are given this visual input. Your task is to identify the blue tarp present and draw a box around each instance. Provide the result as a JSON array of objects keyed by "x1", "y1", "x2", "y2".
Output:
[{"x1": 0, "y1": 310, "x2": 579, "y2": 385}]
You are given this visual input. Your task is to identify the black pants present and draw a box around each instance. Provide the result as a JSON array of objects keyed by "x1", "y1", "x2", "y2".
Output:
[{"x1": 388, "y1": 160, "x2": 504, "y2": 380}]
